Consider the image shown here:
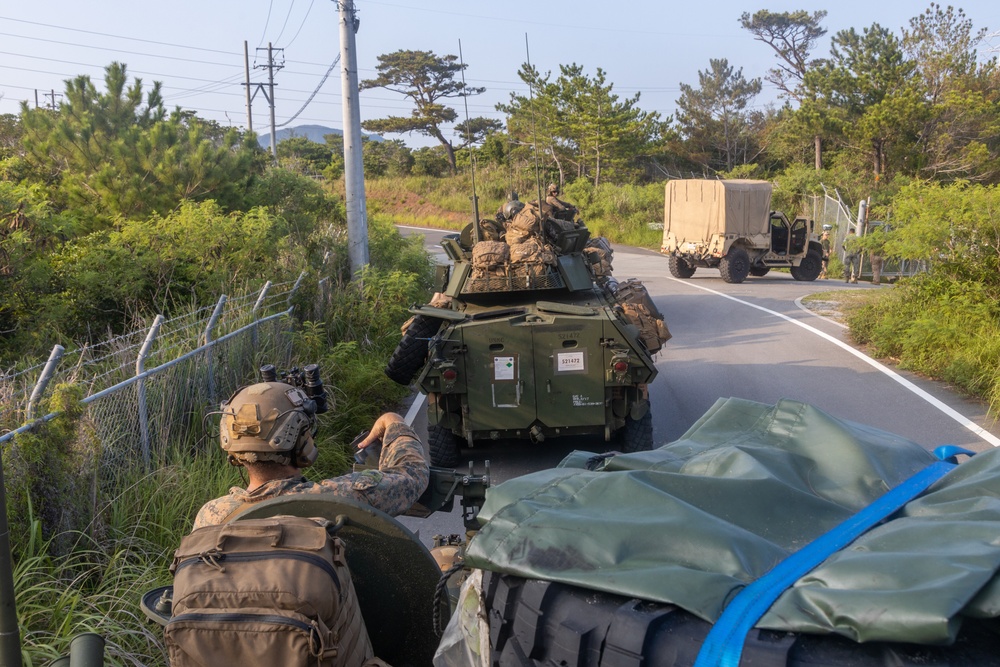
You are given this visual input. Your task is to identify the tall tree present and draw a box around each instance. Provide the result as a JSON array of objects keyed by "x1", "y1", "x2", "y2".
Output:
[
  {"x1": 360, "y1": 50, "x2": 486, "y2": 173},
  {"x1": 498, "y1": 64, "x2": 665, "y2": 186},
  {"x1": 901, "y1": 4, "x2": 1000, "y2": 181},
  {"x1": 740, "y1": 9, "x2": 828, "y2": 169},
  {"x1": 19, "y1": 62, "x2": 260, "y2": 220},
  {"x1": 675, "y1": 58, "x2": 762, "y2": 172},
  {"x1": 823, "y1": 24, "x2": 921, "y2": 181}
]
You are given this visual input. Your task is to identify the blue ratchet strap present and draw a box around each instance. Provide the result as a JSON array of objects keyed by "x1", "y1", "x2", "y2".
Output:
[{"x1": 693, "y1": 445, "x2": 973, "y2": 667}]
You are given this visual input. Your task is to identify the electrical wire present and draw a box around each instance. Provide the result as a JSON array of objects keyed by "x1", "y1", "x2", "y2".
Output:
[{"x1": 283, "y1": 0, "x2": 316, "y2": 48}]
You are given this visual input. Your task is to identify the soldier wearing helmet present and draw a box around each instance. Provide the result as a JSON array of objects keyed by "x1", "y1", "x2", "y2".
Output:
[
  {"x1": 544, "y1": 183, "x2": 578, "y2": 222},
  {"x1": 193, "y1": 381, "x2": 429, "y2": 529}
]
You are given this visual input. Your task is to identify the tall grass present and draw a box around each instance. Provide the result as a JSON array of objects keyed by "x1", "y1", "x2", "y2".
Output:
[
  {"x1": 366, "y1": 171, "x2": 665, "y2": 248},
  {"x1": 846, "y1": 275, "x2": 1000, "y2": 416}
]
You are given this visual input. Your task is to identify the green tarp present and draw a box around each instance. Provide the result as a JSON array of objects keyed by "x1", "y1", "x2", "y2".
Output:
[{"x1": 464, "y1": 398, "x2": 1000, "y2": 644}]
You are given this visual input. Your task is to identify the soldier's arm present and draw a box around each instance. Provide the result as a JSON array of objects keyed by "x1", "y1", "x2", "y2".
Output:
[{"x1": 316, "y1": 419, "x2": 430, "y2": 516}]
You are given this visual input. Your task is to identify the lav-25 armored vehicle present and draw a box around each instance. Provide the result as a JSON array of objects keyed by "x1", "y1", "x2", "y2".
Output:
[
  {"x1": 660, "y1": 179, "x2": 824, "y2": 283},
  {"x1": 385, "y1": 197, "x2": 669, "y2": 467}
]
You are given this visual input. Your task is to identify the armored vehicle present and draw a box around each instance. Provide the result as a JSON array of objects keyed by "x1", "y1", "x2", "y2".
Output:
[
  {"x1": 385, "y1": 199, "x2": 668, "y2": 467},
  {"x1": 660, "y1": 179, "x2": 824, "y2": 283}
]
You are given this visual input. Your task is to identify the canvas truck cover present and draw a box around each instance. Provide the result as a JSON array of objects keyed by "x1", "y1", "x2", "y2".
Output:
[
  {"x1": 464, "y1": 398, "x2": 1000, "y2": 645},
  {"x1": 663, "y1": 179, "x2": 773, "y2": 245}
]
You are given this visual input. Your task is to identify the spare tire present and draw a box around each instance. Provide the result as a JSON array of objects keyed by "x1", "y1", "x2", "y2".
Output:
[
  {"x1": 383, "y1": 314, "x2": 445, "y2": 385},
  {"x1": 482, "y1": 571, "x2": 1000, "y2": 666}
]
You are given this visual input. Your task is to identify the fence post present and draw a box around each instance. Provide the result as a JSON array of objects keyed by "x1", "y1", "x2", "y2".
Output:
[
  {"x1": 26, "y1": 345, "x2": 64, "y2": 421},
  {"x1": 136, "y1": 315, "x2": 164, "y2": 469},
  {"x1": 251, "y1": 281, "x2": 272, "y2": 349},
  {"x1": 204, "y1": 296, "x2": 228, "y2": 405},
  {"x1": 0, "y1": 453, "x2": 22, "y2": 667},
  {"x1": 287, "y1": 271, "x2": 306, "y2": 306}
]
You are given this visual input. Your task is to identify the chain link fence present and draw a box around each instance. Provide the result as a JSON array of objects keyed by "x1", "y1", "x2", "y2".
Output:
[
  {"x1": 0, "y1": 274, "x2": 330, "y2": 489},
  {"x1": 808, "y1": 188, "x2": 925, "y2": 282}
]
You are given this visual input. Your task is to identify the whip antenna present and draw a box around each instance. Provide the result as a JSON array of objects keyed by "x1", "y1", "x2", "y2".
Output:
[
  {"x1": 458, "y1": 40, "x2": 481, "y2": 244},
  {"x1": 525, "y1": 33, "x2": 543, "y2": 209}
]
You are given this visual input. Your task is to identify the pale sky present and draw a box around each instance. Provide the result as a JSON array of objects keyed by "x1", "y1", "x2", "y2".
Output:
[{"x1": 0, "y1": 1, "x2": 997, "y2": 147}]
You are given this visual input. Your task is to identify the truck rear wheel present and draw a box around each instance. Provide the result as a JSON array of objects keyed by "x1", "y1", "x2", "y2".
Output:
[
  {"x1": 667, "y1": 255, "x2": 696, "y2": 279},
  {"x1": 790, "y1": 250, "x2": 823, "y2": 281},
  {"x1": 384, "y1": 315, "x2": 444, "y2": 385},
  {"x1": 428, "y1": 423, "x2": 461, "y2": 467},
  {"x1": 612, "y1": 411, "x2": 653, "y2": 453},
  {"x1": 483, "y1": 571, "x2": 1000, "y2": 667},
  {"x1": 719, "y1": 247, "x2": 750, "y2": 284}
]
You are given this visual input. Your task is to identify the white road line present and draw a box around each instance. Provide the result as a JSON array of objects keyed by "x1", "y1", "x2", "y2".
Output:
[{"x1": 668, "y1": 277, "x2": 1000, "y2": 448}]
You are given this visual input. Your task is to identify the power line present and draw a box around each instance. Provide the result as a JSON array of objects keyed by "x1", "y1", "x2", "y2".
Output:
[
  {"x1": 256, "y1": 0, "x2": 276, "y2": 50},
  {"x1": 282, "y1": 0, "x2": 316, "y2": 48},
  {"x1": 272, "y1": 0, "x2": 297, "y2": 45}
]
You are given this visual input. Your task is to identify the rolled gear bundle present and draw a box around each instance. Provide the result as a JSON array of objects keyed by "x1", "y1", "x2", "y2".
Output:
[
  {"x1": 471, "y1": 240, "x2": 509, "y2": 269},
  {"x1": 471, "y1": 240, "x2": 509, "y2": 279},
  {"x1": 509, "y1": 238, "x2": 556, "y2": 266},
  {"x1": 615, "y1": 278, "x2": 663, "y2": 319},
  {"x1": 619, "y1": 302, "x2": 671, "y2": 354},
  {"x1": 508, "y1": 205, "x2": 542, "y2": 239},
  {"x1": 504, "y1": 227, "x2": 532, "y2": 246}
]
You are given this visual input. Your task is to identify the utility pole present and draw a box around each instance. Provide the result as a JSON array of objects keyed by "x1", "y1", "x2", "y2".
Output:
[
  {"x1": 252, "y1": 43, "x2": 284, "y2": 159},
  {"x1": 338, "y1": 0, "x2": 369, "y2": 278},
  {"x1": 243, "y1": 41, "x2": 253, "y2": 132},
  {"x1": 42, "y1": 89, "x2": 62, "y2": 110}
]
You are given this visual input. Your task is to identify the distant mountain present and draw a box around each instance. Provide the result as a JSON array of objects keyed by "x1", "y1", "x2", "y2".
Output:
[{"x1": 256, "y1": 124, "x2": 383, "y2": 148}]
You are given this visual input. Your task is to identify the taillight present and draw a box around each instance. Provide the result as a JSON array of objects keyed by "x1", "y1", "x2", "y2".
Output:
[
  {"x1": 442, "y1": 368, "x2": 459, "y2": 381},
  {"x1": 613, "y1": 360, "x2": 629, "y2": 373}
]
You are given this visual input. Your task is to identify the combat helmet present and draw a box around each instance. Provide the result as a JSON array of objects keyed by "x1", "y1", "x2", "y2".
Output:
[
  {"x1": 546, "y1": 183, "x2": 559, "y2": 195},
  {"x1": 219, "y1": 381, "x2": 319, "y2": 468},
  {"x1": 501, "y1": 199, "x2": 525, "y2": 220}
]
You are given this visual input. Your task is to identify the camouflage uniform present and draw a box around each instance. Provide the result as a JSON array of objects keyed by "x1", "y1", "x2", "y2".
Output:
[{"x1": 194, "y1": 422, "x2": 429, "y2": 529}]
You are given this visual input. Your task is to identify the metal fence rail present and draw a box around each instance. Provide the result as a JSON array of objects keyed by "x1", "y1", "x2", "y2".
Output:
[{"x1": 0, "y1": 274, "x2": 309, "y2": 481}]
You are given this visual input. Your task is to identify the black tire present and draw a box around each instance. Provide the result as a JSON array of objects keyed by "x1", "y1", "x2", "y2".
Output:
[
  {"x1": 667, "y1": 255, "x2": 696, "y2": 279},
  {"x1": 482, "y1": 571, "x2": 1000, "y2": 667},
  {"x1": 719, "y1": 246, "x2": 750, "y2": 284},
  {"x1": 611, "y1": 410, "x2": 653, "y2": 453},
  {"x1": 427, "y1": 423, "x2": 460, "y2": 468},
  {"x1": 790, "y1": 250, "x2": 823, "y2": 282},
  {"x1": 383, "y1": 315, "x2": 444, "y2": 385},
  {"x1": 749, "y1": 265, "x2": 771, "y2": 277}
]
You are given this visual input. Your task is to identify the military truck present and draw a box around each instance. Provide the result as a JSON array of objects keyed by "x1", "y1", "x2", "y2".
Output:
[
  {"x1": 384, "y1": 200, "x2": 667, "y2": 467},
  {"x1": 660, "y1": 179, "x2": 824, "y2": 283}
]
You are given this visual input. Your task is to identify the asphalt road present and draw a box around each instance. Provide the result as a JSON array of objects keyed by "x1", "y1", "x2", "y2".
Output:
[{"x1": 394, "y1": 225, "x2": 1000, "y2": 541}]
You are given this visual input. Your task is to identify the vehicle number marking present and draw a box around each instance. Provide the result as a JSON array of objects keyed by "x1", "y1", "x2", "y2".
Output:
[{"x1": 556, "y1": 351, "x2": 586, "y2": 373}]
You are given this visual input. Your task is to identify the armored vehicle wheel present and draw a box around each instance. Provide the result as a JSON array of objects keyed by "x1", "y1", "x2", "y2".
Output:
[
  {"x1": 483, "y1": 571, "x2": 1000, "y2": 667},
  {"x1": 667, "y1": 255, "x2": 696, "y2": 279},
  {"x1": 749, "y1": 265, "x2": 771, "y2": 277},
  {"x1": 612, "y1": 410, "x2": 653, "y2": 453},
  {"x1": 384, "y1": 314, "x2": 444, "y2": 385},
  {"x1": 428, "y1": 423, "x2": 461, "y2": 467},
  {"x1": 790, "y1": 250, "x2": 823, "y2": 282},
  {"x1": 719, "y1": 247, "x2": 750, "y2": 284}
]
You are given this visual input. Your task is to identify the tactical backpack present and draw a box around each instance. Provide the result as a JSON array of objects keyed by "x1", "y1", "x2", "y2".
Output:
[{"x1": 165, "y1": 516, "x2": 374, "y2": 667}]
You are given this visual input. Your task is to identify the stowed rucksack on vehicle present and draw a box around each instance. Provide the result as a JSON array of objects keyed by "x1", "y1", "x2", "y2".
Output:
[
  {"x1": 165, "y1": 516, "x2": 374, "y2": 667},
  {"x1": 614, "y1": 279, "x2": 671, "y2": 354}
]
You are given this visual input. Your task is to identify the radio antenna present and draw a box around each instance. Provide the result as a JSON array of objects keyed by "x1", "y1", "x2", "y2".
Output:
[
  {"x1": 458, "y1": 39, "x2": 481, "y2": 244},
  {"x1": 525, "y1": 33, "x2": 544, "y2": 210}
]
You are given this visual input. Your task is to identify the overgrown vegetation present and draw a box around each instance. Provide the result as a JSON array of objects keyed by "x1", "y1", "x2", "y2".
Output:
[{"x1": 1, "y1": 61, "x2": 434, "y2": 665}]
